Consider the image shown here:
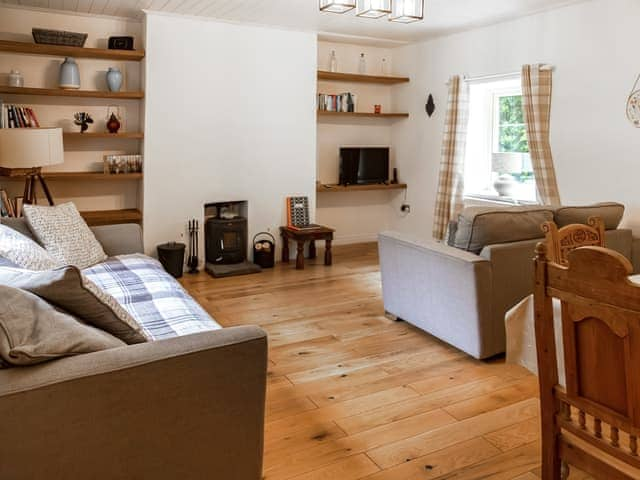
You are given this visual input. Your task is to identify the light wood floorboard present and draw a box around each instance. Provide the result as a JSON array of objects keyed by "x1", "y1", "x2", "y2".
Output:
[{"x1": 180, "y1": 242, "x2": 592, "y2": 480}]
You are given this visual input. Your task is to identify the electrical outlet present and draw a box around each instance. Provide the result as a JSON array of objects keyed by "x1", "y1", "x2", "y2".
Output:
[{"x1": 401, "y1": 204, "x2": 411, "y2": 213}]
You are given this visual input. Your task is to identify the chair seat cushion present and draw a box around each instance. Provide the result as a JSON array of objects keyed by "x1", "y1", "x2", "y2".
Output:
[
  {"x1": 82, "y1": 254, "x2": 221, "y2": 340},
  {"x1": 453, "y1": 205, "x2": 555, "y2": 254}
]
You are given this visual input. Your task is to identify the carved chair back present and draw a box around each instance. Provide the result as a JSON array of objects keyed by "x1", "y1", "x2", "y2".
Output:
[
  {"x1": 534, "y1": 243, "x2": 640, "y2": 480},
  {"x1": 542, "y1": 216, "x2": 605, "y2": 266}
]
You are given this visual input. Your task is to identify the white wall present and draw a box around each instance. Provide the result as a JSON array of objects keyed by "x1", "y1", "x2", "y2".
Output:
[
  {"x1": 143, "y1": 13, "x2": 317, "y2": 258},
  {"x1": 390, "y1": 0, "x2": 640, "y2": 239},
  {"x1": 316, "y1": 41, "x2": 405, "y2": 244},
  {"x1": 0, "y1": 6, "x2": 143, "y2": 210}
]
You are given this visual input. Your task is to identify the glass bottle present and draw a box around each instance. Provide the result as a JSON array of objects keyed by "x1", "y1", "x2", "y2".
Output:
[
  {"x1": 358, "y1": 53, "x2": 366, "y2": 74},
  {"x1": 329, "y1": 50, "x2": 337, "y2": 72}
]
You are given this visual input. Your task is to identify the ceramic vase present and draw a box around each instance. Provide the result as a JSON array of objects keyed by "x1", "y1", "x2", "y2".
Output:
[
  {"x1": 59, "y1": 57, "x2": 80, "y2": 90},
  {"x1": 106, "y1": 67, "x2": 123, "y2": 92},
  {"x1": 493, "y1": 174, "x2": 517, "y2": 197}
]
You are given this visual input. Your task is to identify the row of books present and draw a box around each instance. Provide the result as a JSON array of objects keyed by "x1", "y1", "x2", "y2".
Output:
[
  {"x1": 317, "y1": 93, "x2": 358, "y2": 113},
  {"x1": 0, "y1": 101, "x2": 41, "y2": 129},
  {"x1": 0, "y1": 190, "x2": 24, "y2": 218}
]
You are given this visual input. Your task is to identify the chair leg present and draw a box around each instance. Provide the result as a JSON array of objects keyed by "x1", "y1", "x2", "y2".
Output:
[{"x1": 540, "y1": 430, "x2": 562, "y2": 480}]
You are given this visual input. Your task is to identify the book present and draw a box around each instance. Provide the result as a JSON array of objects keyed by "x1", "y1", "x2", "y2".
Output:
[
  {"x1": 1, "y1": 104, "x2": 40, "y2": 128},
  {"x1": 0, "y1": 190, "x2": 15, "y2": 218},
  {"x1": 287, "y1": 196, "x2": 313, "y2": 228}
]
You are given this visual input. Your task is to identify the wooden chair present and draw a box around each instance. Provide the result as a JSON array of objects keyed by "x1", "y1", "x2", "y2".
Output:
[
  {"x1": 534, "y1": 243, "x2": 640, "y2": 479},
  {"x1": 542, "y1": 216, "x2": 605, "y2": 266}
]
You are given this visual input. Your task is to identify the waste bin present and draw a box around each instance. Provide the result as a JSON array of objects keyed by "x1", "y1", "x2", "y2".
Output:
[{"x1": 157, "y1": 242, "x2": 186, "y2": 278}]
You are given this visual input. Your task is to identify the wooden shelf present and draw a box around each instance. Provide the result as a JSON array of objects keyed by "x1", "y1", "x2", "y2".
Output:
[
  {"x1": 63, "y1": 132, "x2": 144, "y2": 139},
  {"x1": 1, "y1": 172, "x2": 142, "y2": 180},
  {"x1": 317, "y1": 183, "x2": 407, "y2": 193},
  {"x1": 80, "y1": 208, "x2": 142, "y2": 226},
  {"x1": 0, "y1": 40, "x2": 145, "y2": 61},
  {"x1": 318, "y1": 70, "x2": 410, "y2": 85},
  {"x1": 317, "y1": 111, "x2": 409, "y2": 119},
  {"x1": 0, "y1": 86, "x2": 144, "y2": 99}
]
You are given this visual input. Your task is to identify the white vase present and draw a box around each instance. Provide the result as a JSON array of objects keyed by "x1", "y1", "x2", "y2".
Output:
[
  {"x1": 106, "y1": 67, "x2": 123, "y2": 92},
  {"x1": 59, "y1": 57, "x2": 80, "y2": 90},
  {"x1": 493, "y1": 174, "x2": 517, "y2": 197}
]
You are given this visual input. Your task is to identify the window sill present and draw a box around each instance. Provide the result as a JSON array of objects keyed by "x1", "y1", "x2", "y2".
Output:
[{"x1": 463, "y1": 194, "x2": 538, "y2": 207}]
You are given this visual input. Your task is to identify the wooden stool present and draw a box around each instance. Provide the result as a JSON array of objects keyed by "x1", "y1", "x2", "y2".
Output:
[{"x1": 280, "y1": 226, "x2": 334, "y2": 270}]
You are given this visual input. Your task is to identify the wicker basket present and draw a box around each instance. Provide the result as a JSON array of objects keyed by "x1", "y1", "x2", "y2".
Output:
[{"x1": 32, "y1": 28, "x2": 88, "y2": 47}]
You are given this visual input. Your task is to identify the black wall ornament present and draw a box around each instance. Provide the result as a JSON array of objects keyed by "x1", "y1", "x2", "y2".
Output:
[{"x1": 425, "y1": 94, "x2": 436, "y2": 117}]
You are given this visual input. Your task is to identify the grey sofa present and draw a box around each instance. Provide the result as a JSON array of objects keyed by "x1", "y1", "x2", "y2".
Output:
[
  {"x1": 0, "y1": 220, "x2": 268, "y2": 480},
  {"x1": 379, "y1": 203, "x2": 633, "y2": 360}
]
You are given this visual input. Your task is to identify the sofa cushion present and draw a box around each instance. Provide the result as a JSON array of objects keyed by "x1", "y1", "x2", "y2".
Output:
[
  {"x1": 0, "y1": 224, "x2": 58, "y2": 271},
  {"x1": 0, "y1": 266, "x2": 148, "y2": 344},
  {"x1": 23, "y1": 202, "x2": 107, "y2": 269},
  {"x1": 0, "y1": 217, "x2": 38, "y2": 242},
  {"x1": 454, "y1": 205, "x2": 555, "y2": 254},
  {"x1": 554, "y1": 202, "x2": 624, "y2": 230},
  {"x1": 0, "y1": 285, "x2": 125, "y2": 367}
]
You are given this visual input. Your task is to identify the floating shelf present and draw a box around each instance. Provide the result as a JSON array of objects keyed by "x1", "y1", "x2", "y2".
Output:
[
  {"x1": 317, "y1": 111, "x2": 409, "y2": 119},
  {"x1": 80, "y1": 208, "x2": 142, "y2": 226},
  {"x1": 317, "y1": 183, "x2": 407, "y2": 193},
  {"x1": 63, "y1": 132, "x2": 144, "y2": 139},
  {"x1": 317, "y1": 71, "x2": 410, "y2": 85},
  {"x1": 0, "y1": 40, "x2": 145, "y2": 61},
  {"x1": 0, "y1": 172, "x2": 142, "y2": 180},
  {"x1": 0, "y1": 86, "x2": 144, "y2": 99}
]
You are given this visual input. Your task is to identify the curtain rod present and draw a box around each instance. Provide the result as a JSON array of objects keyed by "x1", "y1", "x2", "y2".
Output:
[{"x1": 460, "y1": 64, "x2": 555, "y2": 84}]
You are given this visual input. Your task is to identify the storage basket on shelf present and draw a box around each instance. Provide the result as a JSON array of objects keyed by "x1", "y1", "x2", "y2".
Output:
[
  {"x1": 253, "y1": 232, "x2": 275, "y2": 268},
  {"x1": 32, "y1": 28, "x2": 88, "y2": 47}
]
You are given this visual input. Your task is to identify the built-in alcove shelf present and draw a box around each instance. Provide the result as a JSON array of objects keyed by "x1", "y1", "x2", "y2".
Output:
[
  {"x1": 317, "y1": 111, "x2": 408, "y2": 119},
  {"x1": 317, "y1": 71, "x2": 410, "y2": 85},
  {"x1": 0, "y1": 172, "x2": 142, "y2": 181},
  {"x1": 63, "y1": 132, "x2": 144, "y2": 140},
  {"x1": 317, "y1": 183, "x2": 407, "y2": 193},
  {"x1": 0, "y1": 86, "x2": 144, "y2": 99},
  {"x1": 80, "y1": 208, "x2": 142, "y2": 226},
  {"x1": 0, "y1": 40, "x2": 145, "y2": 61}
]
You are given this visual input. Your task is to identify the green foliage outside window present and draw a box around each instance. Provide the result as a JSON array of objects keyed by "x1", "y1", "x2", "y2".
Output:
[{"x1": 498, "y1": 95, "x2": 529, "y2": 153}]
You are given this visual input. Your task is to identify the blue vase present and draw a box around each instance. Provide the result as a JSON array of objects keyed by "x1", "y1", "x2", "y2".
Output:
[
  {"x1": 59, "y1": 57, "x2": 80, "y2": 90},
  {"x1": 106, "y1": 67, "x2": 123, "y2": 92}
]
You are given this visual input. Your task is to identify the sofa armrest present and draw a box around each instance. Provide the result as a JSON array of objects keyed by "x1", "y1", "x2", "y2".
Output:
[
  {"x1": 0, "y1": 326, "x2": 268, "y2": 480},
  {"x1": 378, "y1": 231, "x2": 494, "y2": 359},
  {"x1": 91, "y1": 223, "x2": 144, "y2": 256}
]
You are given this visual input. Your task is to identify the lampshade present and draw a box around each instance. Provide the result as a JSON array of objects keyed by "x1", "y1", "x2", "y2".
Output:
[
  {"x1": 356, "y1": 0, "x2": 391, "y2": 18},
  {"x1": 389, "y1": 0, "x2": 424, "y2": 22},
  {"x1": 319, "y1": 0, "x2": 356, "y2": 13},
  {"x1": 0, "y1": 128, "x2": 64, "y2": 169}
]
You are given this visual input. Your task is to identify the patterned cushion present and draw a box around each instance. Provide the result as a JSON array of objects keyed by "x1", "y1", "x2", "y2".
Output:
[
  {"x1": 0, "y1": 285, "x2": 125, "y2": 367},
  {"x1": 83, "y1": 254, "x2": 220, "y2": 340},
  {"x1": 0, "y1": 224, "x2": 58, "y2": 270},
  {"x1": 0, "y1": 266, "x2": 148, "y2": 344},
  {"x1": 23, "y1": 202, "x2": 107, "y2": 269}
]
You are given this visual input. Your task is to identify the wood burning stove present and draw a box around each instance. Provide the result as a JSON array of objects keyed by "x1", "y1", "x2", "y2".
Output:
[
  {"x1": 204, "y1": 201, "x2": 261, "y2": 278},
  {"x1": 205, "y1": 217, "x2": 247, "y2": 265}
]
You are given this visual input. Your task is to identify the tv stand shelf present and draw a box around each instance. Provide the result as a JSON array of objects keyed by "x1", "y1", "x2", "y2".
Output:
[{"x1": 317, "y1": 183, "x2": 407, "y2": 193}]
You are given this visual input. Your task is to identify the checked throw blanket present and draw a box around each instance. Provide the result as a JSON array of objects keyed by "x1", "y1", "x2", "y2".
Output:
[{"x1": 83, "y1": 254, "x2": 220, "y2": 340}]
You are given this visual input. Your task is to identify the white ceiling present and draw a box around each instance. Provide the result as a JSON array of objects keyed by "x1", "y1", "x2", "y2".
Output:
[{"x1": 2, "y1": 0, "x2": 587, "y2": 43}]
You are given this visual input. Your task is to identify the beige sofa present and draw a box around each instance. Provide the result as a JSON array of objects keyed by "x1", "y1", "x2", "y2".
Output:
[
  {"x1": 0, "y1": 221, "x2": 268, "y2": 480},
  {"x1": 378, "y1": 203, "x2": 632, "y2": 359}
]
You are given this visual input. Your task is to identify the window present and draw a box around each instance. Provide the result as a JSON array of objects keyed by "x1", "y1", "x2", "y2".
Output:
[{"x1": 464, "y1": 76, "x2": 536, "y2": 203}]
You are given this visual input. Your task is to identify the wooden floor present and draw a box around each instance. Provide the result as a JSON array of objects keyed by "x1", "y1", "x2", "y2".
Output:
[{"x1": 181, "y1": 243, "x2": 592, "y2": 480}]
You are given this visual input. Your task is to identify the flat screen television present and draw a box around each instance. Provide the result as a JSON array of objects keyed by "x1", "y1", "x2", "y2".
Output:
[{"x1": 339, "y1": 147, "x2": 390, "y2": 185}]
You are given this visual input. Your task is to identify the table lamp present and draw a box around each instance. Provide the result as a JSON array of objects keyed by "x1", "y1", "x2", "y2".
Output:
[{"x1": 0, "y1": 128, "x2": 64, "y2": 206}]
